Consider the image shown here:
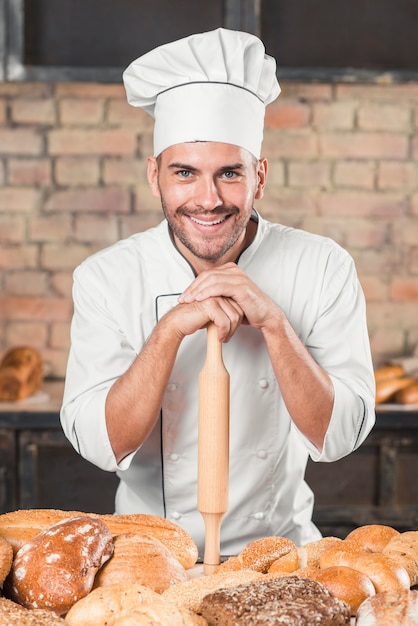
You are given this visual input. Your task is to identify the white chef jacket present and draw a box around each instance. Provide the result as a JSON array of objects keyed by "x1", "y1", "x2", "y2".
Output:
[{"x1": 60, "y1": 211, "x2": 375, "y2": 557}]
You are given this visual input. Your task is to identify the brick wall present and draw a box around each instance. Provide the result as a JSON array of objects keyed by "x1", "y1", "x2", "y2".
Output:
[{"x1": 1, "y1": 80, "x2": 418, "y2": 377}]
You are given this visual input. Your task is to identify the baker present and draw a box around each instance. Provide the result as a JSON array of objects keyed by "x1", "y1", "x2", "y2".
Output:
[{"x1": 60, "y1": 28, "x2": 376, "y2": 557}]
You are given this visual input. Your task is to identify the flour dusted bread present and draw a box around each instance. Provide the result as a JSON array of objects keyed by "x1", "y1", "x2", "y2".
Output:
[
  {"x1": 94, "y1": 532, "x2": 188, "y2": 593},
  {"x1": 0, "y1": 346, "x2": 43, "y2": 401},
  {"x1": 383, "y1": 530, "x2": 418, "y2": 585},
  {"x1": 345, "y1": 524, "x2": 400, "y2": 552},
  {"x1": 0, "y1": 597, "x2": 66, "y2": 625},
  {"x1": 65, "y1": 582, "x2": 204, "y2": 626},
  {"x1": 0, "y1": 534, "x2": 13, "y2": 585},
  {"x1": 356, "y1": 589, "x2": 418, "y2": 625},
  {"x1": 0, "y1": 508, "x2": 197, "y2": 569},
  {"x1": 5, "y1": 515, "x2": 114, "y2": 615}
]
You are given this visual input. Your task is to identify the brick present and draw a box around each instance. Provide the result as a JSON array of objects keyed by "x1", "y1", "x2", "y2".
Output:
[
  {"x1": 320, "y1": 133, "x2": 408, "y2": 160},
  {"x1": 334, "y1": 161, "x2": 376, "y2": 189},
  {"x1": 5, "y1": 270, "x2": 49, "y2": 296},
  {"x1": 412, "y1": 135, "x2": 418, "y2": 162},
  {"x1": 138, "y1": 132, "x2": 154, "y2": 158},
  {"x1": 265, "y1": 160, "x2": 285, "y2": 186},
  {"x1": 336, "y1": 84, "x2": 418, "y2": 103},
  {"x1": 7, "y1": 158, "x2": 52, "y2": 186},
  {"x1": 59, "y1": 98, "x2": 104, "y2": 125},
  {"x1": 55, "y1": 157, "x2": 100, "y2": 186},
  {"x1": 262, "y1": 130, "x2": 318, "y2": 159},
  {"x1": 41, "y1": 347, "x2": 70, "y2": 378},
  {"x1": 369, "y1": 325, "x2": 405, "y2": 358},
  {"x1": 29, "y1": 214, "x2": 72, "y2": 242},
  {"x1": 319, "y1": 191, "x2": 407, "y2": 217},
  {"x1": 0, "y1": 161, "x2": 4, "y2": 185},
  {"x1": 280, "y1": 82, "x2": 333, "y2": 101},
  {"x1": 0, "y1": 129, "x2": 43, "y2": 155},
  {"x1": 259, "y1": 188, "x2": 316, "y2": 220},
  {"x1": 50, "y1": 321, "x2": 71, "y2": 349},
  {"x1": 345, "y1": 218, "x2": 389, "y2": 249},
  {"x1": 390, "y1": 277, "x2": 418, "y2": 300},
  {"x1": 41, "y1": 243, "x2": 98, "y2": 271},
  {"x1": 10, "y1": 98, "x2": 56, "y2": 125},
  {"x1": 0, "y1": 296, "x2": 72, "y2": 321},
  {"x1": 6, "y1": 321, "x2": 48, "y2": 349},
  {"x1": 48, "y1": 129, "x2": 136, "y2": 155},
  {"x1": 0, "y1": 215, "x2": 25, "y2": 243},
  {"x1": 410, "y1": 247, "x2": 418, "y2": 275},
  {"x1": 392, "y1": 218, "x2": 418, "y2": 247},
  {"x1": 51, "y1": 271, "x2": 74, "y2": 298},
  {"x1": 378, "y1": 162, "x2": 418, "y2": 191},
  {"x1": 120, "y1": 213, "x2": 163, "y2": 239},
  {"x1": 74, "y1": 214, "x2": 119, "y2": 243},
  {"x1": 0, "y1": 100, "x2": 6, "y2": 125},
  {"x1": 264, "y1": 101, "x2": 310, "y2": 129},
  {"x1": 288, "y1": 161, "x2": 331, "y2": 188},
  {"x1": 107, "y1": 99, "x2": 152, "y2": 127},
  {"x1": 348, "y1": 247, "x2": 403, "y2": 277},
  {"x1": 301, "y1": 216, "x2": 347, "y2": 244},
  {"x1": 0, "y1": 245, "x2": 38, "y2": 269},
  {"x1": 55, "y1": 83, "x2": 124, "y2": 98},
  {"x1": 133, "y1": 182, "x2": 164, "y2": 215},
  {"x1": 0, "y1": 83, "x2": 52, "y2": 98},
  {"x1": 358, "y1": 103, "x2": 411, "y2": 132},
  {"x1": 312, "y1": 101, "x2": 356, "y2": 130},
  {"x1": 412, "y1": 193, "x2": 418, "y2": 216},
  {"x1": 358, "y1": 275, "x2": 388, "y2": 302},
  {"x1": 44, "y1": 187, "x2": 130, "y2": 213},
  {"x1": 0, "y1": 187, "x2": 40, "y2": 212},
  {"x1": 103, "y1": 158, "x2": 147, "y2": 185}
]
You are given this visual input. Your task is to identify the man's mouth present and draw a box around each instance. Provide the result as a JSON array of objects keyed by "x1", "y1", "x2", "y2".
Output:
[{"x1": 189, "y1": 215, "x2": 228, "y2": 226}]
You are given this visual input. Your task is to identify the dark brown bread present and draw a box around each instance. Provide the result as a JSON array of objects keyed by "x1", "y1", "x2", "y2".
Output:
[
  {"x1": 200, "y1": 576, "x2": 351, "y2": 625},
  {"x1": 4, "y1": 516, "x2": 114, "y2": 615}
]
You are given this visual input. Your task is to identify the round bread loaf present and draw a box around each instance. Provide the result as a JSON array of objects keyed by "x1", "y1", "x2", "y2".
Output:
[
  {"x1": 345, "y1": 524, "x2": 399, "y2": 552},
  {"x1": 352, "y1": 552, "x2": 411, "y2": 593},
  {"x1": 298, "y1": 536, "x2": 343, "y2": 568},
  {"x1": 0, "y1": 346, "x2": 43, "y2": 401},
  {"x1": 5, "y1": 515, "x2": 114, "y2": 615},
  {"x1": 383, "y1": 530, "x2": 418, "y2": 585},
  {"x1": 356, "y1": 589, "x2": 418, "y2": 625},
  {"x1": 0, "y1": 534, "x2": 13, "y2": 586},
  {"x1": 319, "y1": 542, "x2": 371, "y2": 570},
  {"x1": 267, "y1": 547, "x2": 299, "y2": 575},
  {"x1": 307, "y1": 565, "x2": 376, "y2": 615},
  {"x1": 93, "y1": 532, "x2": 188, "y2": 593},
  {"x1": 0, "y1": 509, "x2": 198, "y2": 570},
  {"x1": 0, "y1": 597, "x2": 66, "y2": 625}
]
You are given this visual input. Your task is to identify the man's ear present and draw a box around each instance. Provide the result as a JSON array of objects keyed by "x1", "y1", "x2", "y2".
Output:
[
  {"x1": 147, "y1": 156, "x2": 161, "y2": 198},
  {"x1": 255, "y1": 157, "x2": 268, "y2": 200}
]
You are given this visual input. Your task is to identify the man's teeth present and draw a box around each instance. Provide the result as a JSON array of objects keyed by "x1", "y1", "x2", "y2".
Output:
[{"x1": 190, "y1": 216, "x2": 227, "y2": 226}]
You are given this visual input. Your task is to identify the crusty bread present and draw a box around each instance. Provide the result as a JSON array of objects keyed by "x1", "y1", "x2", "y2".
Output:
[
  {"x1": 345, "y1": 524, "x2": 399, "y2": 552},
  {"x1": 356, "y1": 589, "x2": 418, "y2": 625},
  {"x1": 0, "y1": 597, "x2": 66, "y2": 625},
  {"x1": 162, "y1": 569, "x2": 264, "y2": 613},
  {"x1": 5, "y1": 516, "x2": 114, "y2": 615},
  {"x1": 0, "y1": 508, "x2": 198, "y2": 570},
  {"x1": 302, "y1": 565, "x2": 375, "y2": 615},
  {"x1": 110, "y1": 604, "x2": 207, "y2": 625},
  {"x1": 0, "y1": 346, "x2": 43, "y2": 401},
  {"x1": 375, "y1": 376, "x2": 416, "y2": 404},
  {"x1": 93, "y1": 532, "x2": 188, "y2": 593},
  {"x1": 236, "y1": 535, "x2": 297, "y2": 573},
  {"x1": 374, "y1": 364, "x2": 405, "y2": 384},
  {"x1": 383, "y1": 530, "x2": 418, "y2": 585},
  {"x1": 298, "y1": 536, "x2": 343, "y2": 568},
  {"x1": 319, "y1": 542, "x2": 371, "y2": 570},
  {"x1": 395, "y1": 380, "x2": 418, "y2": 404},
  {"x1": 0, "y1": 534, "x2": 13, "y2": 586}
]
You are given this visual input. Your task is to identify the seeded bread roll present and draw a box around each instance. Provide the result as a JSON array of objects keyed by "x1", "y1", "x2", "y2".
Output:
[
  {"x1": 5, "y1": 516, "x2": 114, "y2": 615},
  {"x1": 0, "y1": 508, "x2": 198, "y2": 569},
  {"x1": 0, "y1": 597, "x2": 66, "y2": 625},
  {"x1": 356, "y1": 589, "x2": 418, "y2": 625},
  {"x1": 0, "y1": 534, "x2": 13, "y2": 586},
  {"x1": 200, "y1": 576, "x2": 351, "y2": 625},
  {"x1": 93, "y1": 532, "x2": 188, "y2": 593}
]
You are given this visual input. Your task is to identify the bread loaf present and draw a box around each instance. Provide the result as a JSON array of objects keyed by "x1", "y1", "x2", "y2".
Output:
[
  {"x1": 347, "y1": 552, "x2": 410, "y2": 594},
  {"x1": 110, "y1": 604, "x2": 207, "y2": 625},
  {"x1": 0, "y1": 508, "x2": 198, "y2": 569},
  {"x1": 375, "y1": 376, "x2": 416, "y2": 404},
  {"x1": 93, "y1": 532, "x2": 188, "y2": 593},
  {"x1": 297, "y1": 536, "x2": 343, "y2": 568},
  {"x1": 383, "y1": 530, "x2": 418, "y2": 585},
  {"x1": 394, "y1": 380, "x2": 418, "y2": 404},
  {"x1": 374, "y1": 364, "x2": 405, "y2": 383},
  {"x1": 356, "y1": 589, "x2": 418, "y2": 625},
  {"x1": 0, "y1": 347, "x2": 43, "y2": 401},
  {"x1": 0, "y1": 597, "x2": 66, "y2": 625},
  {"x1": 5, "y1": 515, "x2": 114, "y2": 615},
  {"x1": 345, "y1": 524, "x2": 399, "y2": 552}
]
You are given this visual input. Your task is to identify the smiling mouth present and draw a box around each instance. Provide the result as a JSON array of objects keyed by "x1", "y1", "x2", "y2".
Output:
[{"x1": 189, "y1": 215, "x2": 229, "y2": 226}]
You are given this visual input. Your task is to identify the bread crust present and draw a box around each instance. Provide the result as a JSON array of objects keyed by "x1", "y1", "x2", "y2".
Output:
[
  {"x1": 0, "y1": 597, "x2": 66, "y2": 625},
  {"x1": 0, "y1": 534, "x2": 13, "y2": 585},
  {"x1": 304, "y1": 565, "x2": 375, "y2": 615},
  {"x1": 0, "y1": 509, "x2": 198, "y2": 570},
  {"x1": 0, "y1": 347, "x2": 43, "y2": 401},
  {"x1": 344, "y1": 524, "x2": 399, "y2": 552},
  {"x1": 356, "y1": 590, "x2": 418, "y2": 625}
]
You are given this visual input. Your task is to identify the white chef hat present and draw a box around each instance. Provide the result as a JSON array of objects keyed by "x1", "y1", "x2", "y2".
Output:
[{"x1": 123, "y1": 28, "x2": 280, "y2": 159}]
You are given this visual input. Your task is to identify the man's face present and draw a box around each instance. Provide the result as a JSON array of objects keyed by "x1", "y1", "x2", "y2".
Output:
[{"x1": 147, "y1": 142, "x2": 267, "y2": 269}]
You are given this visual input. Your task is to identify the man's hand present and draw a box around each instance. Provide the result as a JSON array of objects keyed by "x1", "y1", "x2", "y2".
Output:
[{"x1": 169, "y1": 295, "x2": 244, "y2": 343}]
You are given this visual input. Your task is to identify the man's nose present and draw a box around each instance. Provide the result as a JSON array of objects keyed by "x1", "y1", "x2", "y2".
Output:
[{"x1": 194, "y1": 177, "x2": 222, "y2": 210}]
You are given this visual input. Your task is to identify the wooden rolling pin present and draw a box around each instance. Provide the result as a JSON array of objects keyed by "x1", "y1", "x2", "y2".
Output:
[{"x1": 198, "y1": 322, "x2": 230, "y2": 575}]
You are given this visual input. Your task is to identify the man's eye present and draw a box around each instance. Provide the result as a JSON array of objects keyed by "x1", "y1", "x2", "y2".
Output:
[
  {"x1": 177, "y1": 170, "x2": 192, "y2": 178},
  {"x1": 223, "y1": 171, "x2": 237, "y2": 179}
]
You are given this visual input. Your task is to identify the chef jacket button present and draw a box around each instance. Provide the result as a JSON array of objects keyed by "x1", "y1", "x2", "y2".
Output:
[
  {"x1": 254, "y1": 512, "x2": 264, "y2": 520},
  {"x1": 257, "y1": 450, "x2": 268, "y2": 459},
  {"x1": 172, "y1": 512, "x2": 182, "y2": 520},
  {"x1": 167, "y1": 383, "x2": 177, "y2": 392},
  {"x1": 258, "y1": 378, "x2": 269, "y2": 389},
  {"x1": 170, "y1": 453, "x2": 179, "y2": 461}
]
